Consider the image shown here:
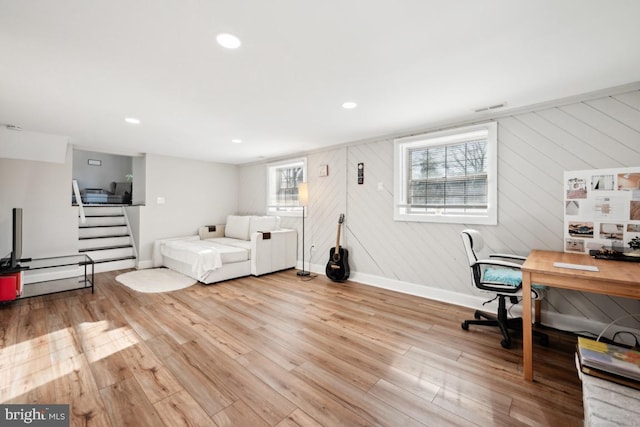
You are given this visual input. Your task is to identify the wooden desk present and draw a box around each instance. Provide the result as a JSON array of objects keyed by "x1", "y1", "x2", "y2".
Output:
[{"x1": 521, "y1": 250, "x2": 640, "y2": 381}]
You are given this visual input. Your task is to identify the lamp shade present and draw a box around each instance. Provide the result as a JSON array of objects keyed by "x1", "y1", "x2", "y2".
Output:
[{"x1": 298, "y1": 182, "x2": 308, "y2": 206}]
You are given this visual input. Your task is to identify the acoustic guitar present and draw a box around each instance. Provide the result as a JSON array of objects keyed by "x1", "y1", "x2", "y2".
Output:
[{"x1": 325, "y1": 214, "x2": 350, "y2": 282}]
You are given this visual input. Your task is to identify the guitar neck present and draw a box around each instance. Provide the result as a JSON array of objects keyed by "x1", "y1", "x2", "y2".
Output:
[{"x1": 333, "y1": 215, "x2": 345, "y2": 257}]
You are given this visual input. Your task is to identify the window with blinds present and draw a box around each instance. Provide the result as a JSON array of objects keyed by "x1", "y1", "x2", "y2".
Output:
[
  {"x1": 266, "y1": 158, "x2": 307, "y2": 216},
  {"x1": 394, "y1": 122, "x2": 497, "y2": 224}
]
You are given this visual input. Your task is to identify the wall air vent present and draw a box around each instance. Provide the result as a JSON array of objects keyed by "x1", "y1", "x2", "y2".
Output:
[{"x1": 474, "y1": 103, "x2": 507, "y2": 113}]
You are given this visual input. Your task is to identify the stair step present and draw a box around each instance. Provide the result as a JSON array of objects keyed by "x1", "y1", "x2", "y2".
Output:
[
  {"x1": 79, "y1": 226, "x2": 128, "y2": 239},
  {"x1": 80, "y1": 206, "x2": 123, "y2": 212},
  {"x1": 81, "y1": 246, "x2": 135, "y2": 262},
  {"x1": 80, "y1": 220, "x2": 126, "y2": 227},
  {"x1": 79, "y1": 234, "x2": 130, "y2": 240},
  {"x1": 77, "y1": 205, "x2": 135, "y2": 273},
  {"x1": 79, "y1": 235, "x2": 131, "y2": 251},
  {"x1": 79, "y1": 224, "x2": 127, "y2": 228},
  {"x1": 79, "y1": 244, "x2": 133, "y2": 253},
  {"x1": 93, "y1": 258, "x2": 136, "y2": 273}
]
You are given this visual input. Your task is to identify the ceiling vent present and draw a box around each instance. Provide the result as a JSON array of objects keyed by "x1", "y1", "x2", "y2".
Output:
[{"x1": 474, "y1": 103, "x2": 507, "y2": 113}]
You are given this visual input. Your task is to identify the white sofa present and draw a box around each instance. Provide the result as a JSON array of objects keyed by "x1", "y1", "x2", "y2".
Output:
[{"x1": 153, "y1": 215, "x2": 297, "y2": 284}]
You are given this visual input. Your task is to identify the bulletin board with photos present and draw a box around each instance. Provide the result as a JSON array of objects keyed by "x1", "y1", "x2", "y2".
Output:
[{"x1": 564, "y1": 167, "x2": 640, "y2": 255}]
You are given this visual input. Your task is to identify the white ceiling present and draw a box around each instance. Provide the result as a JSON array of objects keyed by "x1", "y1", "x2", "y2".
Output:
[{"x1": 1, "y1": 1, "x2": 639, "y2": 165}]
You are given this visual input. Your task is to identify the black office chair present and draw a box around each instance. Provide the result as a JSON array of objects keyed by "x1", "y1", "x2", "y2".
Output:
[{"x1": 460, "y1": 229, "x2": 547, "y2": 348}]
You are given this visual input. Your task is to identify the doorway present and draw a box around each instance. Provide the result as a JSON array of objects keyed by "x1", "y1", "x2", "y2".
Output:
[{"x1": 72, "y1": 149, "x2": 134, "y2": 205}]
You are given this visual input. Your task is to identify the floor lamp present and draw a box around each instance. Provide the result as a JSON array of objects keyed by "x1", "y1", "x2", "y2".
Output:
[{"x1": 296, "y1": 182, "x2": 310, "y2": 276}]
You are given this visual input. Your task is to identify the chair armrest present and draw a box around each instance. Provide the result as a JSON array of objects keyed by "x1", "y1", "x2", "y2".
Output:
[
  {"x1": 489, "y1": 253, "x2": 527, "y2": 262},
  {"x1": 474, "y1": 259, "x2": 523, "y2": 270}
]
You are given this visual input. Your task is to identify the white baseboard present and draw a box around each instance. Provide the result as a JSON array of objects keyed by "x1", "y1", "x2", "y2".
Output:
[
  {"x1": 305, "y1": 261, "x2": 640, "y2": 344},
  {"x1": 137, "y1": 259, "x2": 153, "y2": 270}
]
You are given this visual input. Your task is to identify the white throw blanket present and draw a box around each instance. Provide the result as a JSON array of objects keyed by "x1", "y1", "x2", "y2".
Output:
[{"x1": 160, "y1": 239, "x2": 223, "y2": 281}]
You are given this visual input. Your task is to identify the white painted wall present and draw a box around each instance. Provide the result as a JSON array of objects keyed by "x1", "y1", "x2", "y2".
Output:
[
  {"x1": 238, "y1": 88, "x2": 640, "y2": 335},
  {"x1": 72, "y1": 149, "x2": 133, "y2": 191},
  {"x1": 0, "y1": 148, "x2": 77, "y2": 258},
  {"x1": 132, "y1": 156, "x2": 146, "y2": 205},
  {"x1": 0, "y1": 127, "x2": 68, "y2": 164},
  {"x1": 238, "y1": 149, "x2": 349, "y2": 267},
  {"x1": 136, "y1": 154, "x2": 238, "y2": 264},
  {"x1": 237, "y1": 163, "x2": 267, "y2": 215}
]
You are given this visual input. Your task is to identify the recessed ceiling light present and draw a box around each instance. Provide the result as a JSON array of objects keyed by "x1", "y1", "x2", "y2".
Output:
[
  {"x1": 232, "y1": 139, "x2": 242, "y2": 144},
  {"x1": 124, "y1": 117, "x2": 141, "y2": 125},
  {"x1": 216, "y1": 33, "x2": 241, "y2": 49},
  {"x1": 342, "y1": 101, "x2": 357, "y2": 109}
]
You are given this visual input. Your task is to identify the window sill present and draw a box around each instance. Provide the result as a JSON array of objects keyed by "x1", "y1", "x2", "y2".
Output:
[{"x1": 393, "y1": 212, "x2": 497, "y2": 225}]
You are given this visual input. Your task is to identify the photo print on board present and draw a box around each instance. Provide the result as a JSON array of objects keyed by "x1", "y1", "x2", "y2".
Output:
[
  {"x1": 631, "y1": 201, "x2": 640, "y2": 221},
  {"x1": 627, "y1": 224, "x2": 640, "y2": 233},
  {"x1": 617, "y1": 172, "x2": 640, "y2": 199},
  {"x1": 599, "y1": 223, "x2": 624, "y2": 240},
  {"x1": 617, "y1": 173, "x2": 640, "y2": 189},
  {"x1": 567, "y1": 177, "x2": 587, "y2": 199},
  {"x1": 568, "y1": 221, "x2": 594, "y2": 238},
  {"x1": 566, "y1": 200, "x2": 580, "y2": 215},
  {"x1": 594, "y1": 196, "x2": 626, "y2": 220},
  {"x1": 565, "y1": 238, "x2": 585, "y2": 252},
  {"x1": 591, "y1": 174, "x2": 614, "y2": 191}
]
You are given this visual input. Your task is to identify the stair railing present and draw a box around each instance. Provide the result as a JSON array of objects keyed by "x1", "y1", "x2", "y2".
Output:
[
  {"x1": 72, "y1": 179, "x2": 86, "y2": 224},
  {"x1": 121, "y1": 206, "x2": 139, "y2": 264}
]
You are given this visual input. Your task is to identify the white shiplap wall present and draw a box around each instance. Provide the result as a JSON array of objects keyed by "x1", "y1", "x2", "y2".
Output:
[{"x1": 238, "y1": 87, "x2": 640, "y2": 334}]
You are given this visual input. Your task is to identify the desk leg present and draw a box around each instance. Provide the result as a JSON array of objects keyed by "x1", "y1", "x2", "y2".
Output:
[{"x1": 522, "y1": 270, "x2": 533, "y2": 381}]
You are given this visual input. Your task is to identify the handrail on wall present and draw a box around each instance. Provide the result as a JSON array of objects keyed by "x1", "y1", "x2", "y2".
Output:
[{"x1": 72, "y1": 179, "x2": 86, "y2": 224}]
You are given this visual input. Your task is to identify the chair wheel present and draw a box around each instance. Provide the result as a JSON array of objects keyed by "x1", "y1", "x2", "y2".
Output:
[
  {"x1": 539, "y1": 335, "x2": 549, "y2": 347},
  {"x1": 501, "y1": 339, "x2": 511, "y2": 349},
  {"x1": 474, "y1": 311, "x2": 481, "y2": 320},
  {"x1": 461, "y1": 322, "x2": 469, "y2": 331}
]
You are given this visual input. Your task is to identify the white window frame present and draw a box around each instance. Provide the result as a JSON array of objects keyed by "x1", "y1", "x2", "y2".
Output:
[
  {"x1": 266, "y1": 157, "x2": 307, "y2": 217},
  {"x1": 393, "y1": 122, "x2": 497, "y2": 225}
]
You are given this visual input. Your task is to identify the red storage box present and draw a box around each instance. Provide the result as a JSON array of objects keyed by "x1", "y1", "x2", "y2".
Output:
[{"x1": 0, "y1": 273, "x2": 20, "y2": 302}]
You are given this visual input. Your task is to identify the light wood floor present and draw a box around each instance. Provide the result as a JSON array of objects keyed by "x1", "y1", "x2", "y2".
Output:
[{"x1": 0, "y1": 269, "x2": 583, "y2": 426}]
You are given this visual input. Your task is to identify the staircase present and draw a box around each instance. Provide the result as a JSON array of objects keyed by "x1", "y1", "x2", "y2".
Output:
[{"x1": 78, "y1": 206, "x2": 137, "y2": 273}]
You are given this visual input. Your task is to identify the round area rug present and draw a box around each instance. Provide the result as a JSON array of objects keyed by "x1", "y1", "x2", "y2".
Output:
[{"x1": 115, "y1": 268, "x2": 197, "y2": 293}]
